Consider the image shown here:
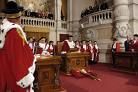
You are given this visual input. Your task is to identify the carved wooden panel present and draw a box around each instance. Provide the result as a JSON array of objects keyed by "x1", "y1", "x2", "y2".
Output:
[
  {"x1": 61, "y1": 52, "x2": 89, "y2": 74},
  {"x1": 34, "y1": 56, "x2": 61, "y2": 92},
  {"x1": 70, "y1": 57, "x2": 86, "y2": 67},
  {"x1": 38, "y1": 66, "x2": 55, "y2": 85}
]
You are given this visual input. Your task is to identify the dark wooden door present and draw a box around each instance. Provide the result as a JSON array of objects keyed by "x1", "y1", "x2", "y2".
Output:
[{"x1": 59, "y1": 34, "x2": 69, "y2": 42}]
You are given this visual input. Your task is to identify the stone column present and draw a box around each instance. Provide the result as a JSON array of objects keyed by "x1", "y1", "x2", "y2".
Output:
[
  {"x1": 113, "y1": 0, "x2": 132, "y2": 47},
  {"x1": 55, "y1": 0, "x2": 62, "y2": 29},
  {"x1": 67, "y1": 0, "x2": 73, "y2": 32},
  {"x1": 54, "y1": 0, "x2": 62, "y2": 41},
  {"x1": 129, "y1": 0, "x2": 138, "y2": 34}
]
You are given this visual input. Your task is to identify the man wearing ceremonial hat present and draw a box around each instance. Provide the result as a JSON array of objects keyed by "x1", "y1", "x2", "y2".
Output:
[
  {"x1": 0, "y1": 0, "x2": 35, "y2": 92},
  {"x1": 61, "y1": 35, "x2": 75, "y2": 54}
]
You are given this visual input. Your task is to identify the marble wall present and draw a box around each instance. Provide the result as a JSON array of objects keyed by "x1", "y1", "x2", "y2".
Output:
[
  {"x1": 128, "y1": 0, "x2": 138, "y2": 34},
  {"x1": 67, "y1": 0, "x2": 114, "y2": 63},
  {"x1": 80, "y1": 24, "x2": 113, "y2": 63},
  {"x1": 67, "y1": 0, "x2": 94, "y2": 41}
]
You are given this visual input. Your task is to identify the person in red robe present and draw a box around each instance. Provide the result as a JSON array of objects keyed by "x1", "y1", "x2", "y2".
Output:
[
  {"x1": 0, "y1": 1, "x2": 35, "y2": 92},
  {"x1": 36, "y1": 37, "x2": 48, "y2": 55},
  {"x1": 75, "y1": 40, "x2": 81, "y2": 52},
  {"x1": 87, "y1": 40, "x2": 94, "y2": 64},
  {"x1": 61, "y1": 35, "x2": 75, "y2": 54},
  {"x1": 27, "y1": 37, "x2": 36, "y2": 54},
  {"x1": 80, "y1": 40, "x2": 89, "y2": 52},
  {"x1": 47, "y1": 41, "x2": 55, "y2": 55},
  {"x1": 130, "y1": 34, "x2": 138, "y2": 52}
]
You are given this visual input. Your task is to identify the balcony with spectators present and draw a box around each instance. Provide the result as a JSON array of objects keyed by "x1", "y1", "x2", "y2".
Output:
[{"x1": 80, "y1": 1, "x2": 113, "y2": 28}]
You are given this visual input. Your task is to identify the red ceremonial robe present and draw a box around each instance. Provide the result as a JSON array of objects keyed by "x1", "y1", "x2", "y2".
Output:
[
  {"x1": 36, "y1": 43, "x2": 47, "y2": 54},
  {"x1": 61, "y1": 40, "x2": 70, "y2": 53},
  {"x1": 75, "y1": 44, "x2": 81, "y2": 52},
  {"x1": 80, "y1": 44, "x2": 89, "y2": 52},
  {"x1": 131, "y1": 40, "x2": 138, "y2": 51},
  {"x1": 0, "y1": 28, "x2": 34, "y2": 92},
  {"x1": 47, "y1": 45, "x2": 54, "y2": 55}
]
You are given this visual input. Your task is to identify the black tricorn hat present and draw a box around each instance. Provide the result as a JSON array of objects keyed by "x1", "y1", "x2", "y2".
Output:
[
  {"x1": 134, "y1": 34, "x2": 138, "y2": 37},
  {"x1": 2, "y1": 0, "x2": 24, "y2": 14},
  {"x1": 68, "y1": 35, "x2": 73, "y2": 37}
]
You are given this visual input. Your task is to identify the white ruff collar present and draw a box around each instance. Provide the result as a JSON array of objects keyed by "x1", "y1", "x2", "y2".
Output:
[{"x1": 0, "y1": 19, "x2": 27, "y2": 48}]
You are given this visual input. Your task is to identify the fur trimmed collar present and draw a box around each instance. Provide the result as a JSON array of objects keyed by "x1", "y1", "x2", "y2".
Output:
[{"x1": 0, "y1": 19, "x2": 26, "y2": 48}]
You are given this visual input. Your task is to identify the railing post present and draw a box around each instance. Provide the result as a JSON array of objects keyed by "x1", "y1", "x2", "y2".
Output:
[
  {"x1": 89, "y1": 15, "x2": 92, "y2": 23},
  {"x1": 107, "y1": 12, "x2": 109, "y2": 19}
]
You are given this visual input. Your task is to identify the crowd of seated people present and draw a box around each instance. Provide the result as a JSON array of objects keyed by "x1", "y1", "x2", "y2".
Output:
[
  {"x1": 23, "y1": 9, "x2": 54, "y2": 20},
  {"x1": 81, "y1": 2, "x2": 109, "y2": 18},
  {"x1": 22, "y1": 10, "x2": 66, "y2": 21},
  {"x1": 27, "y1": 36, "x2": 99, "y2": 64},
  {"x1": 27, "y1": 37, "x2": 55, "y2": 56}
]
